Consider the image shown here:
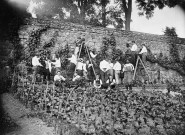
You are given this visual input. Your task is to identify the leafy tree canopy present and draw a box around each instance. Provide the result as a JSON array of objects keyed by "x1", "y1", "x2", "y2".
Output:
[{"x1": 163, "y1": 27, "x2": 178, "y2": 37}]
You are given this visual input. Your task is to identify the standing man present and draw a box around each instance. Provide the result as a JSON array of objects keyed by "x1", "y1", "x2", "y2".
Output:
[
  {"x1": 43, "y1": 57, "x2": 52, "y2": 83},
  {"x1": 113, "y1": 60, "x2": 122, "y2": 84},
  {"x1": 32, "y1": 53, "x2": 43, "y2": 83},
  {"x1": 139, "y1": 44, "x2": 148, "y2": 64},
  {"x1": 99, "y1": 58, "x2": 110, "y2": 85},
  {"x1": 130, "y1": 41, "x2": 138, "y2": 52},
  {"x1": 130, "y1": 41, "x2": 138, "y2": 65},
  {"x1": 123, "y1": 60, "x2": 134, "y2": 90}
]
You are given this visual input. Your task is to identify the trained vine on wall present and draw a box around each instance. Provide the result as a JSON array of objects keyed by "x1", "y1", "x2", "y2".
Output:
[
  {"x1": 24, "y1": 25, "x2": 50, "y2": 63},
  {"x1": 98, "y1": 33, "x2": 123, "y2": 62}
]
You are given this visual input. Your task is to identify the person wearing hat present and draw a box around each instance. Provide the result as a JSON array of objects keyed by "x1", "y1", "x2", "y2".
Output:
[
  {"x1": 54, "y1": 70, "x2": 66, "y2": 86},
  {"x1": 122, "y1": 60, "x2": 134, "y2": 90}
]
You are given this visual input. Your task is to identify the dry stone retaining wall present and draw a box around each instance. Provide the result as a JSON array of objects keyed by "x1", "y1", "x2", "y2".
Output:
[{"x1": 19, "y1": 18, "x2": 185, "y2": 83}]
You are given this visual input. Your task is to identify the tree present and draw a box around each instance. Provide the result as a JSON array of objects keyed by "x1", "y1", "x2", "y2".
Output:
[
  {"x1": 115, "y1": 0, "x2": 185, "y2": 31},
  {"x1": 163, "y1": 27, "x2": 178, "y2": 37},
  {"x1": 72, "y1": 0, "x2": 97, "y2": 24},
  {"x1": 100, "y1": 0, "x2": 110, "y2": 27},
  {"x1": 120, "y1": 0, "x2": 132, "y2": 31},
  {"x1": 33, "y1": 0, "x2": 73, "y2": 19},
  {"x1": 163, "y1": 27, "x2": 180, "y2": 63}
]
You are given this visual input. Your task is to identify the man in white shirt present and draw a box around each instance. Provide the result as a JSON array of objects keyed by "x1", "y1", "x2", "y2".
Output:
[
  {"x1": 130, "y1": 41, "x2": 138, "y2": 52},
  {"x1": 139, "y1": 44, "x2": 148, "y2": 64},
  {"x1": 32, "y1": 54, "x2": 42, "y2": 67},
  {"x1": 113, "y1": 61, "x2": 122, "y2": 84},
  {"x1": 32, "y1": 54, "x2": 42, "y2": 83},
  {"x1": 99, "y1": 59, "x2": 110, "y2": 84},
  {"x1": 130, "y1": 41, "x2": 138, "y2": 65}
]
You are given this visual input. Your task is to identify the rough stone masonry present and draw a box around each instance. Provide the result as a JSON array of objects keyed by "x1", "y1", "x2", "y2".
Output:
[{"x1": 19, "y1": 18, "x2": 185, "y2": 84}]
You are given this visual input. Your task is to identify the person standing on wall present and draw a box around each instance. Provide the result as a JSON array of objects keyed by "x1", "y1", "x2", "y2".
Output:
[
  {"x1": 99, "y1": 58, "x2": 110, "y2": 85},
  {"x1": 139, "y1": 44, "x2": 148, "y2": 64},
  {"x1": 130, "y1": 41, "x2": 138, "y2": 65},
  {"x1": 123, "y1": 60, "x2": 134, "y2": 90}
]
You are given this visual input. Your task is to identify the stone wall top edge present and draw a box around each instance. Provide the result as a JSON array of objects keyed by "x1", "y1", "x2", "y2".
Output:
[{"x1": 23, "y1": 18, "x2": 185, "y2": 45}]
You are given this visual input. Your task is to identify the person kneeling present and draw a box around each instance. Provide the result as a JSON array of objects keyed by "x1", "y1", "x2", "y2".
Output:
[
  {"x1": 54, "y1": 71, "x2": 66, "y2": 87},
  {"x1": 93, "y1": 75, "x2": 102, "y2": 89},
  {"x1": 106, "y1": 76, "x2": 116, "y2": 89}
]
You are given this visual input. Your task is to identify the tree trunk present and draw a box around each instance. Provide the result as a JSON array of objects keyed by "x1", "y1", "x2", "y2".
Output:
[
  {"x1": 78, "y1": 0, "x2": 86, "y2": 24},
  {"x1": 122, "y1": 0, "x2": 132, "y2": 31},
  {"x1": 80, "y1": 8, "x2": 86, "y2": 24},
  {"x1": 102, "y1": 2, "x2": 106, "y2": 27}
]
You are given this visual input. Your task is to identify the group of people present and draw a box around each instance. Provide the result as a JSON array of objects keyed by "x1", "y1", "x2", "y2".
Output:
[
  {"x1": 31, "y1": 39, "x2": 148, "y2": 90},
  {"x1": 32, "y1": 53, "x2": 64, "y2": 84}
]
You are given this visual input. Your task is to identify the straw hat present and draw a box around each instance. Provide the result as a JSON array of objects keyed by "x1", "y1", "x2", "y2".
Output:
[{"x1": 56, "y1": 70, "x2": 61, "y2": 74}]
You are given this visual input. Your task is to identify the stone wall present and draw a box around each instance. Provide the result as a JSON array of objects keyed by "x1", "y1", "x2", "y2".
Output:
[{"x1": 19, "y1": 18, "x2": 185, "y2": 83}]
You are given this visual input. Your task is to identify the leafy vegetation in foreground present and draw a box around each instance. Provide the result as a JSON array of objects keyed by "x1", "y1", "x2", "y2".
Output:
[{"x1": 16, "y1": 83, "x2": 185, "y2": 135}]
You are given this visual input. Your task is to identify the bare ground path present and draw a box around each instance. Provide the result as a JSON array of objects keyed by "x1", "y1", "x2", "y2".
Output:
[{"x1": 0, "y1": 93, "x2": 55, "y2": 135}]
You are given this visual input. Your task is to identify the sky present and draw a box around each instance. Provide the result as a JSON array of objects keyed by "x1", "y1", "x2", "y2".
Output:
[
  {"x1": 131, "y1": 1, "x2": 185, "y2": 38},
  {"x1": 6, "y1": 0, "x2": 185, "y2": 38}
]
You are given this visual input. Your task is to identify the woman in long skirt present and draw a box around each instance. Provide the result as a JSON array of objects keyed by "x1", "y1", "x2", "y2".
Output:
[{"x1": 123, "y1": 60, "x2": 134, "y2": 90}]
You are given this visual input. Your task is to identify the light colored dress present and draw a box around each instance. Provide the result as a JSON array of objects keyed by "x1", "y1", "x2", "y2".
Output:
[{"x1": 123, "y1": 63, "x2": 134, "y2": 85}]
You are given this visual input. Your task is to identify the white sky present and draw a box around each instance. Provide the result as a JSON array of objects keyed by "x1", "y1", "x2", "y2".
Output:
[
  {"x1": 7, "y1": 0, "x2": 185, "y2": 38},
  {"x1": 131, "y1": 1, "x2": 185, "y2": 38}
]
